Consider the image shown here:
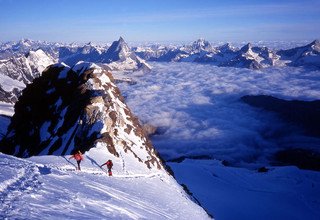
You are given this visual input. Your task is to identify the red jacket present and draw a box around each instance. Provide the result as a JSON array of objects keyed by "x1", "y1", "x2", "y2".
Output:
[
  {"x1": 70, "y1": 152, "x2": 83, "y2": 161},
  {"x1": 102, "y1": 160, "x2": 113, "y2": 169}
]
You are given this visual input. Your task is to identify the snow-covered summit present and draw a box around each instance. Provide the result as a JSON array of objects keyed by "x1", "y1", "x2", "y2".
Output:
[
  {"x1": 26, "y1": 49, "x2": 55, "y2": 74},
  {"x1": 101, "y1": 37, "x2": 131, "y2": 63},
  {"x1": 0, "y1": 61, "x2": 162, "y2": 172},
  {"x1": 0, "y1": 49, "x2": 54, "y2": 104},
  {"x1": 101, "y1": 37, "x2": 151, "y2": 72},
  {"x1": 190, "y1": 38, "x2": 214, "y2": 53}
]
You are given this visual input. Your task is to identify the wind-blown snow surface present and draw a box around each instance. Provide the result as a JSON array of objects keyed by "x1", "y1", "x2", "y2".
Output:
[
  {"x1": 116, "y1": 62, "x2": 320, "y2": 166},
  {"x1": 0, "y1": 151, "x2": 209, "y2": 219},
  {"x1": 169, "y1": 159, "x2": 320, "y2": 220}
]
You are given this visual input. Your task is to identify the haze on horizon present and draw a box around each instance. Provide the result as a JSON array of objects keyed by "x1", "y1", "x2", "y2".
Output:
[{"x1": 0, "y1": 0, "x2": 319, "y2": 43}]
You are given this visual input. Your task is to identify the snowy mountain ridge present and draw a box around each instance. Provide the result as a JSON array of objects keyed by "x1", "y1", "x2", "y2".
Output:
[
  {"x1": 134, "y1": 39, "x2": 320, "y2": 69},
  {"x1": 2, "y1": 38, "x2": 319, "y2": 71},
  {"x1": 0, "y1": 37, "x2": 151, "y2": 111},
  {"x1": 0, "y1": 152, "x2": 210, "y2": 219},
  {"x1": 0, "y1": 49, "x2": 54, "y2": 106},
  {"x1": 0, "y1": 61, "x2": 162, "y2": 173}
]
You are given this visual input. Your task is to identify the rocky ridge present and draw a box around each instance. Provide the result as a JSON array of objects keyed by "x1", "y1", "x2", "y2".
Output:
[{"x1": 0, "y1": 62, "x2": 163, "y2": 171}]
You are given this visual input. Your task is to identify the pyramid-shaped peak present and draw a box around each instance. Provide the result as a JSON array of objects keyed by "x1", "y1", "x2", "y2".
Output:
[
  {"x1": 113, "y1": 36, "x2": 129, "y2": 49},
  {"x1": 119, "y1": 36, "x2": 125, "y2": 43},
  {"x1": 240, "y1": 43, "x2": 253, "y2": 52},
  {"x1": 310, "y1": 39, "x2": 320, "y2": 49},
  {"x1": 102, "y1": 37, "x2": 131, "y2": 62},
  {"x1": 302, "y1": 40, "x2": 320, "y2": 52}
]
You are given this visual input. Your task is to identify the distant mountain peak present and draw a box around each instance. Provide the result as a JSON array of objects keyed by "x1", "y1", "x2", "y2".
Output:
[
  {"x1": 310, "y1": 39, "x2": 320, "y2": 51},
  {"x1": 192, "y1": 38, "x2": 211, "y2": 47},
  {"x1": 240, "y1": 43, "x2": 253, "y2": 52},
  {"x1": 119, "y1": 36, "x2": 125, "y2": 43},
  {"x1": 102, "y1": 37, "x2": 131, "y2": 62},
  {"x1": 218, "y1": 43, "x2": 237, "y2": 53}
]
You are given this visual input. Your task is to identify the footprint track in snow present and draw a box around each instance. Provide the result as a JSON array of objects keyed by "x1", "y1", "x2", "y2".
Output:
[{"x1": 0, "y1": 158, "x2": 43, "y2": 219}]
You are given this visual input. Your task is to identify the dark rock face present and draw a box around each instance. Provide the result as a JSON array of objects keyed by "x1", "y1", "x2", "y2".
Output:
[
  {"x1": 273, "y1": 148, "x2": 320, "y2": 171},
  {"x1": 0, "y1": 62, "x2": 164, "y2": 170},
  {"x1": 1, "y1": 64, "x2": 93, "y2": 156},
  {"x1": 241, "y1": 95, "x2": 320, "y2": 137}
]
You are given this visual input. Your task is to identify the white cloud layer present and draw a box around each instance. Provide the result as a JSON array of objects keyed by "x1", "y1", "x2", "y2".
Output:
[{"x1": 116, "y1": 62, "x2": 320, "y2": 166}]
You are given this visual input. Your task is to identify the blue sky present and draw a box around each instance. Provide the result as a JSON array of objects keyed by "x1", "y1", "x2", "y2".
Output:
[{"x1": 0, "y1": 0, "x2": 319, "y2": 43}]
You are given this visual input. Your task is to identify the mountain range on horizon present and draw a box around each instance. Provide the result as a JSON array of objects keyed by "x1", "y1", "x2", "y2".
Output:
[
  {"x1": 1, "y1": 37, "x2": 320, "y2": 69},
  {"x1": 0, "y1": 37, "x2": 319, "y2": 112}
]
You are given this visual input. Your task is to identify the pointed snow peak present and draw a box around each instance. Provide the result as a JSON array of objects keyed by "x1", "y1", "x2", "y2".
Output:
[
  {"x1": 113, "y1": 37, "x2": 129, "y2": 50},
  {"x1": 310, "y1": 39, "x2": 319, "y2": 45},
  {"x1": 119, "y1": 36, "x2": 125, "y2": 43},
  {"x1": 240, "y1": 43, "x2": 253, "y2": 52},
  {"x1": 310, "y1": 39, "x2": 320, "y2": 51},
  {"x1": 102, "y1": 37, "x2": 131, "y2": 62}
]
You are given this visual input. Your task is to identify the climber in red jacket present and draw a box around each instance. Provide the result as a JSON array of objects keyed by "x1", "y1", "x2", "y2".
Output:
[
  {"x1": 69, "y1": 150, "x2": 84, "y2": 171},
  {"x1": 100, "y1": 159, "x2": 113, "y2": 176}
]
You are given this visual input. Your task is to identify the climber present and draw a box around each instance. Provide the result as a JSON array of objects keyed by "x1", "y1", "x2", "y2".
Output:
[
  {"x1": 100, "y1": 159, "x2": 113, "y2": 176},
  {"x1": 69, "y1": 150, "x2": 84, "y2": 171}
]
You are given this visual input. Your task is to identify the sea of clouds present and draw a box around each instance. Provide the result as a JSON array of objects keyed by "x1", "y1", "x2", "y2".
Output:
[{"x1": 116, "y1": 62, "x2": 320, "y2": 166}]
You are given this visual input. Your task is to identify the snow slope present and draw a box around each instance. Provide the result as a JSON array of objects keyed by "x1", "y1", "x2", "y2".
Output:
[
  {"x1": 169, "y1": 159, "x2": 320, "y2": 220},
  {"x1": 0, "y1": 152, "x2": 210, "y2": 219}
]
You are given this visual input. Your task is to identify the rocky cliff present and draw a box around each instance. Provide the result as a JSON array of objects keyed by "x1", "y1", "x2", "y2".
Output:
[{"x1": 0, "y1": 62, "x2": 163, "y2": 171}]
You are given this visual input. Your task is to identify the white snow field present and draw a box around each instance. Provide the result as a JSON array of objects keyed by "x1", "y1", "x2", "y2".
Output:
[
  {"x1": 0, "y1": 149, "x2": 210, "y2": 219},
  {"x1": 169, "y1": 159, "x2": 320, "y2": 220}
]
